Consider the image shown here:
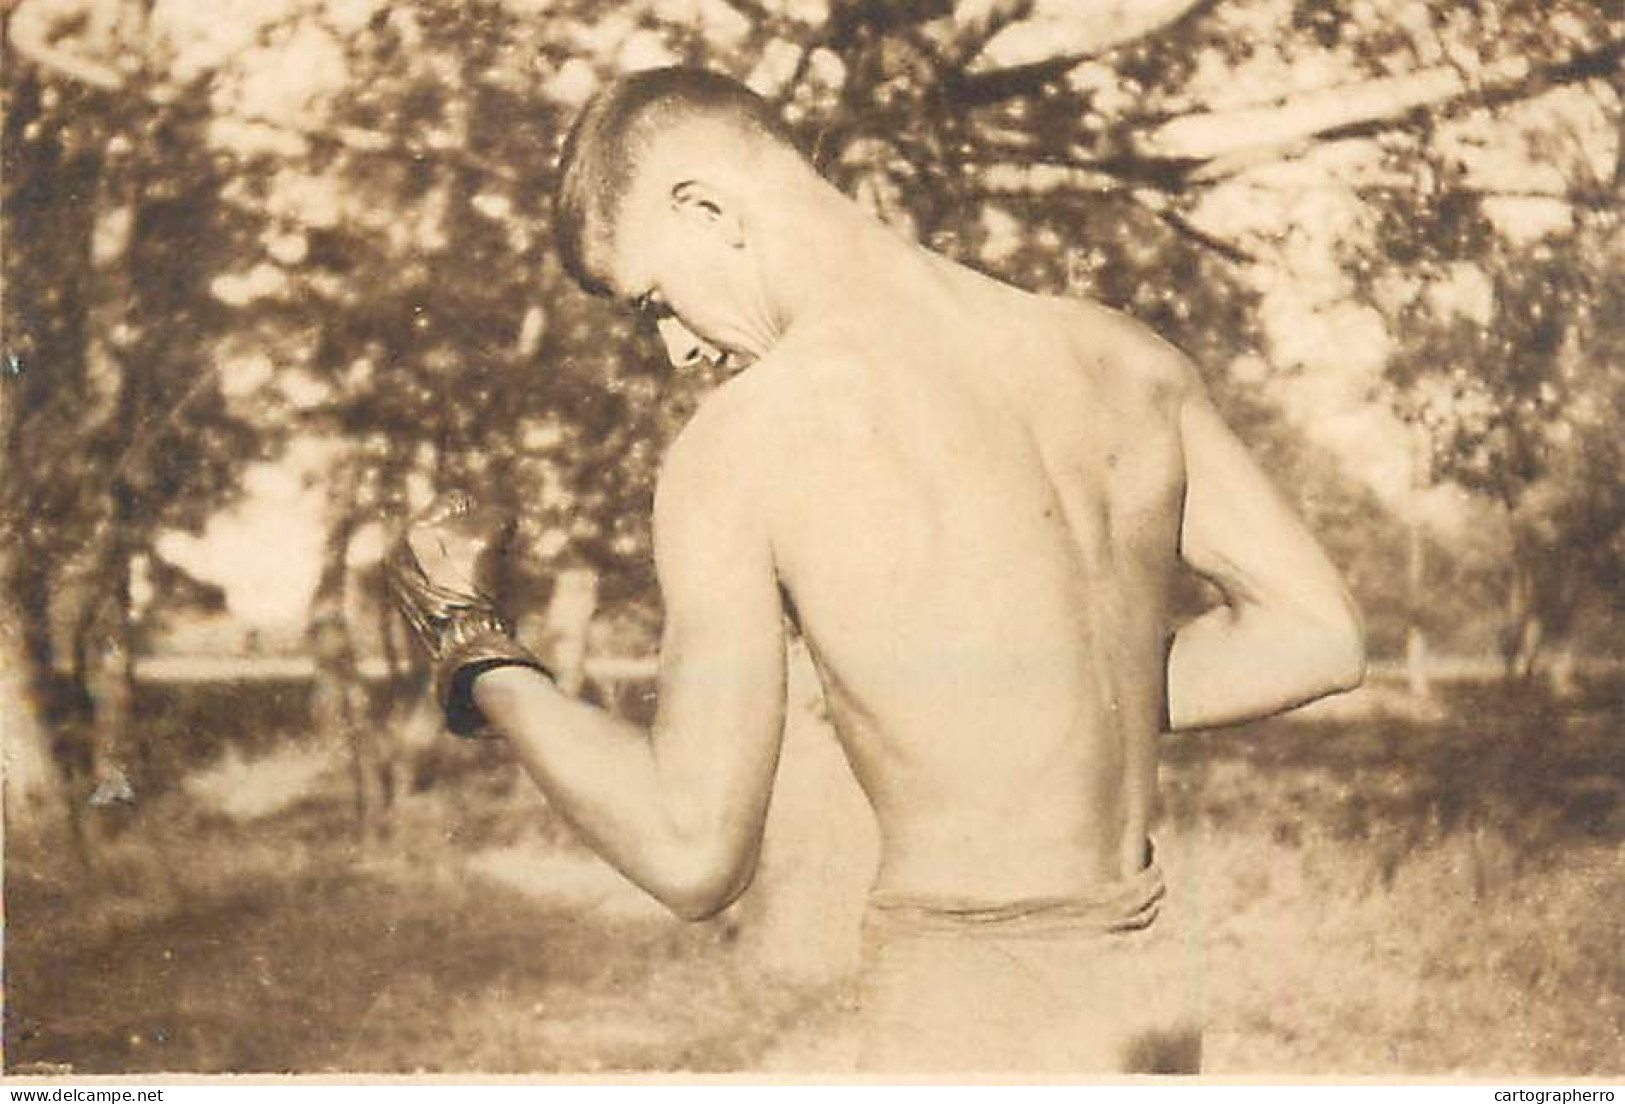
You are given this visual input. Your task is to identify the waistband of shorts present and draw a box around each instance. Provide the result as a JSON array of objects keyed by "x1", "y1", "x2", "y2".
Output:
[{"x1": 863, "y1": 853, "x2": 1166, "y2": 940}]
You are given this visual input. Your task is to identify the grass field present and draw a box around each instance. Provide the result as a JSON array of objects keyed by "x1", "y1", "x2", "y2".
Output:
[{"x1": 5, "y1": 675, "x2": 1621, "y2": 1076}]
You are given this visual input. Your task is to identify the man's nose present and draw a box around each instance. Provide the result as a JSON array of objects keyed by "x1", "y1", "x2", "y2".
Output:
[{"x1": 656, "y1": 315, "x2": 720, "y2": 368}]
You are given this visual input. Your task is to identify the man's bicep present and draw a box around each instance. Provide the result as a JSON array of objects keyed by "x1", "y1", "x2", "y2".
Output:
[
  {"x1": 648, "y1": 427, "x2": 787, "y2": 854},
  {"x1": 1178, "y1": 388, "x2": 1352, "y2": 621}
]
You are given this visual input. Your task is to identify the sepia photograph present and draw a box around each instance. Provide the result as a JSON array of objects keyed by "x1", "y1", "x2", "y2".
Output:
[{"x1": 1, "y1": 0, "x2": 1620, "y2": 1081}]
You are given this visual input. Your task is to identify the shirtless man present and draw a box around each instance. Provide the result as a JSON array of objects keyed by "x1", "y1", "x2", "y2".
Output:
[{"x1": 387, "y1": 67, "x2": 1365, "y2": 1074}]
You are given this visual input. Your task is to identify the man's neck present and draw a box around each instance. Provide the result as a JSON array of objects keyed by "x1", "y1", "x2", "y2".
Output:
[{"x1": 764, "y1": 187, "x2": 949, "y2": 344}]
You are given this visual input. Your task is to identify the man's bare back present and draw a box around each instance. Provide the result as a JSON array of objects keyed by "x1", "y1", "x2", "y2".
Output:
[
  {"x1": 687, "y1": 263, "x2": 1187, "y2": 902},
  {"x1": 392, "y1": 65, "x2": 1365, "y2": 1073}
]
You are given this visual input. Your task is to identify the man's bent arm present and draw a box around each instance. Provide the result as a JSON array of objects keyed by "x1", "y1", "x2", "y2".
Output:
[
  {"x1": 1165, "y1": 358, "x2": 1366, "y2": 731},
  {"x1": 474, "y1": 410, "x2": 787, "y2": 920}
]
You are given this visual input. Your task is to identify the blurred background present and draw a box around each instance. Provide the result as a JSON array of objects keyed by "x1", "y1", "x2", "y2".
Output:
[{"x1": 1, "y1": 0, "x2": 1620, "y2": 1077}]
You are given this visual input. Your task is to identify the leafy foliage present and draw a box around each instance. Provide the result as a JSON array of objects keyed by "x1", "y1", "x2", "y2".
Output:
[
  {"x1": 1369, "y1": 190, "x2": 1621, "y2": 652},
  {"x1": 3, "y1": 0, "x2": 1619, "y2": 707}
]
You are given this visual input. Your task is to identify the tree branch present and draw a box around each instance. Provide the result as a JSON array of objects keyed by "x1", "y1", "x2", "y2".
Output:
[
  {"x1": 940, "y1": 0, "x2": 1033, "y2": 67},
  {"x1": 972, "y1": 159, "x2": 1140, "y2": 196},
  {"x1": 1148, "y1": 202, "x2": 1257, "y2": 264},
  {"x1": 773, "y1": 0, "x2": 947, "y2": 105},
  {"x1": 967, "y1": 159, "x2": 1612, "y2": 266},
  {"x1": 971, "y1": 146, "x2": 1205, "y2": 191},
  {"x1": 971, "y1": 172, "x2": 1256, "y2": 265},
  {"x1": 1139, "y1": 38, "x2": 1625, "y2": 181},
  {"x1": 1349, "y1": 183, "x2": 1621, "y2": 211},
  {"x1": 772, "y1": 41, "x2": 818, "y2": 105},
  {"x1": 717, "y1": 0, "x2": 819, "y2": 47},
  {"x1": 9, "y1": 0, "x2": 126, "y2": 89},
  {"x1": 825, "y1": 0, "x2": 953, "y2": 52},
  {"x1": 947, "y1": 53, "x2": 1078, "y2": 107},
  {"x1": 964, "y1": 0, "x2": 1212, "y2": 77}
]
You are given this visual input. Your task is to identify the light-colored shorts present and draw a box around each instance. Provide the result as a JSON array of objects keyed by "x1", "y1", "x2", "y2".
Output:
[{"x1": 855, "y1": 853, "x2": 1204, "y2": 1074}]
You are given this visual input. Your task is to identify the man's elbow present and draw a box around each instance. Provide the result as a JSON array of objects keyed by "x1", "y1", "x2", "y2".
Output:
[
  {"x1": 663, "y1": 880, "x2": 732, "y2": 923},
  {"x1": 654, "y1": 848, "x2": 754, "y2": 923},
  {"x1": 1316, "y1": 595, "x2": 1367, "y2": 693}
]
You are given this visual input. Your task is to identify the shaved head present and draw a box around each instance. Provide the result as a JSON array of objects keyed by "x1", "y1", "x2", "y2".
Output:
[{"x1": 553, "y1": 67, "x2": 803, "y2": 297}]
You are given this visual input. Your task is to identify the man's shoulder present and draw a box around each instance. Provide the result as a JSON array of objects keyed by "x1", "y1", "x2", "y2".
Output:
[
  {"x1": 1044, "y1": 295, "x2": 1198, "y2": 402},
  {"x1": 671, "y1": 358, "x2": 789, "y2": 455},
  {"x1": 659, "y1": 362, "x2": 789, "y2": 505}
]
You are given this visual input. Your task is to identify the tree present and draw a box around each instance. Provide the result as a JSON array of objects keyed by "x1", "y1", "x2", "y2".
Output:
[
  {"x1": 1375, "y1": 208, "x2": 1622, "y2": 685},
  {"x1": 3, "y1": 0, "x2": 272, "y2": 822},
  {"x1": 5, "y1": 0, "x2": 1619, "y2": 788}
]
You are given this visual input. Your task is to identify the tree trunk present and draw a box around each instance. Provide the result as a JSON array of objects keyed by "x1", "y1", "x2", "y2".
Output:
[
  {"x1": 1500, "y1": 528, "x2": 1536, "y2": 682},
  {"x1": 1514, "y1": 616, "x2": 1544, "y2": 681},
  {"x1": 1532, "y1": 545, "x2": 1585, "y2": 699},
  {"x1": 524, "y1": 568, "x2": 599, "y2": 697},
  {"x1": 1404, "y1": 429, "x2": 1432, "y2": 699},
  {"x1": 5, "y1": 0, "x2": 152, "y2": 834},
  {"x1": 1405, "y1": 626, "x2": 1431, "y2": 699},
  {"x1": 82, "y1": 583, "x2": 138, "y2": 811},
  {"x1": 0, "y1": 544, "x2": 64, "y2": 821},
  {"x1": 310, "y1": 460, "x2": 395, "y2": 841},
  {"x1": 1543, "y1": 636, "x2": 1580, "y2": 699},
  {"x1": 9, "y1": 558, "x2": 61, "y2": 712},
  {"x1": 68, "y1": 124, "x2": 142, "y2": 818}
]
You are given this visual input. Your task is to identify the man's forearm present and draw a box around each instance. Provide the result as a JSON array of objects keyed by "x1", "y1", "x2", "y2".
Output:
[
  {"x1": 1166, "y1": 602, "x2": 1365, "y2": 731},
  {"x1": 470, "y1": 667, "x2": 726, "y2": 918}
]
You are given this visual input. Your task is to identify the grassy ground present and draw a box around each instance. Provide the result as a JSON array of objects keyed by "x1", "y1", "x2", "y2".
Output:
[{"x1": 5, "y1": 676, "x2": 1621, "y2": 1076}]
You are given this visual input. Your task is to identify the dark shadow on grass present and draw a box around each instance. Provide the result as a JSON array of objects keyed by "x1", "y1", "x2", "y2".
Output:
[
  {"x1": 7, "y1": 837, "x2": 731, "y2": 1073},
  {"x1": 1159, "y1": 673, "x2": 1624, "y2": 862}
]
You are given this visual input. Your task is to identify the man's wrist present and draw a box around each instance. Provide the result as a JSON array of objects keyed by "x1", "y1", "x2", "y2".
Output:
[
  {"x1": 436, "y1": 629, "x2": 555, "y2": 736},
  {"x1": 458, "y1": 654, "x2": 553, "y2": 695},
  {"x1": 468, "y1": 660, "x2": 563, "y2": 729}
]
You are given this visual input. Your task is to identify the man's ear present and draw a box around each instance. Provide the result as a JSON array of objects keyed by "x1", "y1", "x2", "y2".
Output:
[{"x1": 670, "y1": 180, "x2": 746, "y2": 248}]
